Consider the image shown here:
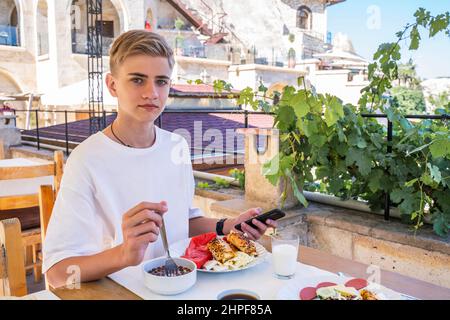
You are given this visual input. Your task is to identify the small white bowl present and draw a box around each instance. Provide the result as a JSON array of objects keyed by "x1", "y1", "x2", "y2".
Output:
[{"x1": 142, "y1": 257, "x2": 197, "y2": 295}]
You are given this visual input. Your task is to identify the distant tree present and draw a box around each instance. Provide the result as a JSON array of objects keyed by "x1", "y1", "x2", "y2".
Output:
[
  {"x1": 397, "y1": 58, "x2": 421, "y2": 88},
  {"x1": 390, "y1": 86, "x2": 426, "y2": 114},
  {"x1": 428, "y1": 91, "x2": 450, "y2": 112}
]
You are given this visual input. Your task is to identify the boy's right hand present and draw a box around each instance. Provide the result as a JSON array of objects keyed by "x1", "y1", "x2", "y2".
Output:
[{"x1": 119, "y1": 201, "x2": 168, "y2": 267}]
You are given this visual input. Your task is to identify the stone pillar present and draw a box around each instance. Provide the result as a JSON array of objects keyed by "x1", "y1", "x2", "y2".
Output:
[{"x1": 237, "y1": 128, "x2": 298, "y2": 209}]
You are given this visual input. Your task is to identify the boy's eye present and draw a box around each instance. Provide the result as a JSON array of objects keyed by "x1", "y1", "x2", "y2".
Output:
[
  {"x1": 132, "y1": 78, "x2": 144, "y2": 85},
  {"x1": 156, "y1": 79, "x2": 169, "y2": 86}
]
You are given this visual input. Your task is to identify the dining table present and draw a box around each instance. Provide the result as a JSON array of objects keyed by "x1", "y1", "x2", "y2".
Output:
[{"x1": 50, "y1": 235, "x2": 450, "y2": 300}]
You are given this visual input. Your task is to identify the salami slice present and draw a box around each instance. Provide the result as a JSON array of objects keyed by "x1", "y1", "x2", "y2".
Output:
[
  {"x1": 345, "y1": 278, "x2": 368, "y2": 290},
  {"x1": 299, "y1": 287, "x2": 317, "y2": 300},
  {"x1": 316, "y1": 282, "x2": 337, "y2": 289}
]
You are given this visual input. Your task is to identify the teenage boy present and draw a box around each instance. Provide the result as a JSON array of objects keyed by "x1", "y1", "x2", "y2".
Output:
[{"x1": 43, "y1": 30, "x2": 277, "y2": 288}]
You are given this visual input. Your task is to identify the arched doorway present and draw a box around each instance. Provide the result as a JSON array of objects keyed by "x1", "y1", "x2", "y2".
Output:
[
  {"x1": 297, "y1": 6, "x2": 312, "y2": 30},
  {"x1": 0, "y1": 0, "x2": 21, "y2": 46},
  {"x1": 70, "y1": 0, "x2": 124, "y2": 55},
  {"x1": 36, "y1": 0, "x2": 49, "y2": 56},
  {"x1": 0, "y1": 68, "x2": 27, "y2": 127}
]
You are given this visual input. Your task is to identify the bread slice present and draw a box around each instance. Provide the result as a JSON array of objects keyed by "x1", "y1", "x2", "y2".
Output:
[
  {"x1": 207, "y1": 238, "x2": 236, "y2": 263},
  {"x1": 227, "y1": 231, "x2": 257, "y2": 256}
]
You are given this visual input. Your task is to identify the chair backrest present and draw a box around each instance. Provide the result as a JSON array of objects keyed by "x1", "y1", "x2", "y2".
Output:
[
  {"x1": 38, "y1": 185, "x2": 55, "y2": 241},
  {"x1": 0, "y1": 218, "x2": 27, "y2": 297},
  {"x1": 0, "y1": 140, "x2": 5, "y2": 160},
  {"x1": 0, "y1": 151, "x2": 64, "y2": 211}
]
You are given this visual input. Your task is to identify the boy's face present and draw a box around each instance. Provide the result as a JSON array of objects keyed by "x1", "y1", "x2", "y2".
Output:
[{"x1": 106, "y1": 54, "x2": 172, "y2": 124}]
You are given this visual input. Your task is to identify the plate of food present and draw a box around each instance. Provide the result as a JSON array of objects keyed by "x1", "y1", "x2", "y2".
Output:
[
  {"x1": 170, "y1": 231, "x2": 268, "y2": 273},
  {"x1": 277, "y1": 275, "x2": 406, "y2": 300}
]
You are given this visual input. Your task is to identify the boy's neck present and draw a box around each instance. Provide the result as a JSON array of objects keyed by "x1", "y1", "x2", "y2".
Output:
[{"x1": 106, "y1": 115, "x2": 156, "y2": 148}]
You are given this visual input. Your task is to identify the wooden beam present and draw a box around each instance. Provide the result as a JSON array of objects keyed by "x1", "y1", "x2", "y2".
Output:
[
  {"x1": 0, "y1": 163, "x2": 54, "y2": 180},
  {"x1": 0, "y1": 194, "x2": 39, "y2": 210}
]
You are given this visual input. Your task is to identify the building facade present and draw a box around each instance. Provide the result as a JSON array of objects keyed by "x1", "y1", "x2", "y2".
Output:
[{"x1": 0, "y1": 0, "x2": 352, "y2": 113}]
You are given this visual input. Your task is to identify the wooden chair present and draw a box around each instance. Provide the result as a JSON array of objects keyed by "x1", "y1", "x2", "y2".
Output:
[
  {"x1": 0, "y1": 218, "x2": 27, "y2": 297},
  {"x1": 0, "y1": 151, "x2": 64, "y2": 283},
  {"x1": 37, "y1": 184, "x2": 56, "y2": 289},
  {"x1": 0, "y1": 140, "x2": 5, "y2": 160}
]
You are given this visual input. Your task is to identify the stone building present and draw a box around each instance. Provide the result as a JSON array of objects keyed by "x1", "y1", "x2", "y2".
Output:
[{"x1": 0, "y1": 0, "x2": 351, "y2": 116}]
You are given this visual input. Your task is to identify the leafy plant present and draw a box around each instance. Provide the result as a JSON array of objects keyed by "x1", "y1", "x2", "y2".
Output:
[
  {"x1": 390, "y1": 86, "x2": 426, "y2": 114},
  {"x1": 428, "y1": 91, "x2": 450, "y2": 111},
  {"x1": 197, "y1": 178, "x2": 231, "y2": 190},
  {"x1": 229, "y1": 168, "x2": 245, "y2": 189},
  {"x1": 211, "y1": 8, "x2": 450, "y2": 236},
  {"x1": 213, "y1": 177, "x2": 231, "y2": 188},
  {"x1": 197, "y1": 181, "x2": 211, "y2": 189},
  {"x1": 174, "y1": 17, "x2": 185, "y2": 31}
]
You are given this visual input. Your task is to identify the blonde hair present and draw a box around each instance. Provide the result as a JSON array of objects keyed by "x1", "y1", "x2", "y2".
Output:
[{"x1": 109, "y1": 30, "x2": 175, "y2": 74}]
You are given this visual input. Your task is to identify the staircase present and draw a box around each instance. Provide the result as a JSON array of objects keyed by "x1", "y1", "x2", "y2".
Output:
[{"x1": 166, "y1": 0, "x2": 214, "y2": 36}]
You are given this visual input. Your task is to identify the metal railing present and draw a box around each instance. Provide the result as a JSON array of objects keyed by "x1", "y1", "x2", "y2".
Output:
[{"x1": 11, "y1": 108, "x2": 449, "y2": 221}]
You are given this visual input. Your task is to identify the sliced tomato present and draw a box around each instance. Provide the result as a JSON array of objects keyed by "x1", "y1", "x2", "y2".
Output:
[
  {"x1": 316, "y1": 282, "x2": 337, "y2": 289},
  {"x1": 345, "y1": 278, "x2": 368, "y2": 290},
  {"x1": 299, "y1": 287, "x2": 317, "y2": 300}
]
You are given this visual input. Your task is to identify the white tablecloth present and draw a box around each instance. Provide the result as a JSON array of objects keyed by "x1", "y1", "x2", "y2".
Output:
[
  {"x1": 0, "y1": 158, "x2": 53, "y2": 197},
  {"x1": 108, "y1": 253, "x2": 407, "y2": 300},
  {"x1": 109, "y1": 255, "x2": 327, "y2": 300}
]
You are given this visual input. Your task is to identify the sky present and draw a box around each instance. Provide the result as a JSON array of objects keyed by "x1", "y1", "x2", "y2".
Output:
[{"x1": 327, "y1": 0, "x2": 450, "y2": 80}]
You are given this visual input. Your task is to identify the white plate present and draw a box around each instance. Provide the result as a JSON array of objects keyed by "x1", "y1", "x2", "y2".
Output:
[
  {"x1": 170, "y1": 236, "x2": 268, "y2": 273},
  {"x1": 276, "y1": 275, "x2": 406, "y2": 300}
]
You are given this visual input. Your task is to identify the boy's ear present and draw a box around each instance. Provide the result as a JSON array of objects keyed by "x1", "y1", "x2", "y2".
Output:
[{"x1": 106, "y1": 73, "x2": 118, "y2": 98}]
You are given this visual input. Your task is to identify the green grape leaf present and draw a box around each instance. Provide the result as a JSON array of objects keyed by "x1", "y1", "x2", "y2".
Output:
[
  {"x1": 430, "y1": 137, "x2": 450, "y2": 158},
  {"x1": 368, "y1": 169, "x2": 384, "y2": 192},
  {"x1": 432, "y1": 211, "x2": 449, "y2": 237},
  {"x1": 324, "y1": 97, "x2": 344, "y2": 127},
  {"x1": 409, "y1": 25, "x2": 421, "y2": 50},
  {"x1": 290, "y1": 91, "x2": 310, "y2": 118},
  {"x1": 345, "y1": 148, "x2": 372, "y2": 176},
  {"x1": 309, "y1": 134, "x2": 327, "y2": 147},
  {"x1": 427, "y1": 163, "x2": 442, "y2": 184}
]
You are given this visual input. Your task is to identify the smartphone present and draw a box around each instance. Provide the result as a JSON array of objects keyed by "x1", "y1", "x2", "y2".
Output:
[{"x1": 234, "y1": 209, "x2": 286, "y2": 232}]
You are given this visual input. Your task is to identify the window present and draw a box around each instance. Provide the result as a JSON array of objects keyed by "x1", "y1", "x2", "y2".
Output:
[
  {"x1": 96, "y1": 21, "x2": 114, "y2": 38},
  {"x1": 297, "y1": 6, "x2": 312, "y2": 30}
]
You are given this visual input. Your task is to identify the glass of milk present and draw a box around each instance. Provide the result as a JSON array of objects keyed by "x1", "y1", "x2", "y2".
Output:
[{"x1": 271, "y1": 232, "x2": 299, "y2": 279}]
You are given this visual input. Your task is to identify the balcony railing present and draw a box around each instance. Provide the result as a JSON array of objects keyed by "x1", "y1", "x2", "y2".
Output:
[
  {"x1": 180, "y1": 46, "x2": 206, "y2": 58},
  {"x1": 0, "y1": 25, "x2": 20, "y2": 46},
  {"x1": 71, "y1": 33, "x2": 114, "y2": 55}
]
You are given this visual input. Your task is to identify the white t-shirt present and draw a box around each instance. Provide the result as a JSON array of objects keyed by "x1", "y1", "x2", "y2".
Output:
[{"x1": 42, "y1": 126, "x2": 203, "y2": 273}]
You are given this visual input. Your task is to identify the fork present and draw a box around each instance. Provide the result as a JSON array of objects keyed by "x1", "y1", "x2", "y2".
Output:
[{"x1": 160, "y1": 217, "x2": 179, "y2": 277}]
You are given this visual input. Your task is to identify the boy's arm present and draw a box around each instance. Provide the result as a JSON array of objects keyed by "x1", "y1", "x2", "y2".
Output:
[
  {"x1": 46, "y1": 245, "x2": 127, "y2": 288},
  {"x1": 45, "y1": 201, "x2": 167, "y2": 288},
  {"x1": 189, "y1": 208, "x2": 276, "y2": 240}
]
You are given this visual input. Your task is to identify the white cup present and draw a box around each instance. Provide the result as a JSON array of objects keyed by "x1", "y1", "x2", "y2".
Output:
[{"x1": 271, "y1": 232, "x2": 299, "y2": 279}]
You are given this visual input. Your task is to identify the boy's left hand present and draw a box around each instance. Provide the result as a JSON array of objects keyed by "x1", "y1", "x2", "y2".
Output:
[{"x1": 231, "y1": 208, "x2": 278, "y2": 240}]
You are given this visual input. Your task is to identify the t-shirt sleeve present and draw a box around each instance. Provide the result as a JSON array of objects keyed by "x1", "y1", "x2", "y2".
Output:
[{"x1": 42, "y1": 153, "x2": 105, "y2": 273}]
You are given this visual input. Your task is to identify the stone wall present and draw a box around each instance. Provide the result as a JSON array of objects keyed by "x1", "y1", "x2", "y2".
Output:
[
  {"x1": 228, "y1": 64, "x2": 307, "y2": 91},
  {"x1": 309, "y1": 69, "x2": 368, "y2": 105},
  {"x1": 195, "y1": 188, "x2": 450, "y2": 288},
  {"x1": 174, "y1": 56, "x2": 231, "y2": 84}
]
